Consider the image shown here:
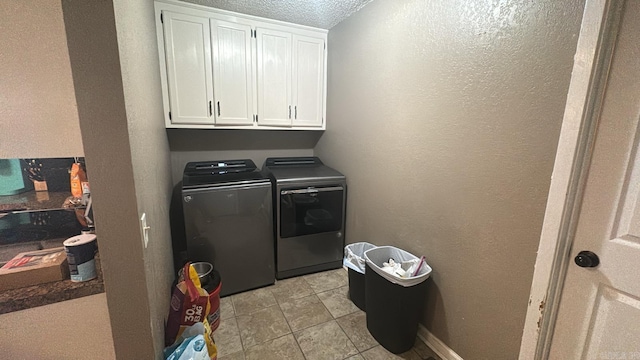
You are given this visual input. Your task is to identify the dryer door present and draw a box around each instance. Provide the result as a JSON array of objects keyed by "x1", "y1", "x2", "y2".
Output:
[{"x1": 279, "y1": 185, "x2": 344, "y2": 238}]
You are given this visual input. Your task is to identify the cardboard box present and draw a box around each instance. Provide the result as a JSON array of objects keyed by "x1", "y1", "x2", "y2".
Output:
[
  {"x1": 33, "y1": 180, "x2": 48, "y2": 192},
  {"x1": 0, "y1": 247, "x2": 69, "y2": 291}
]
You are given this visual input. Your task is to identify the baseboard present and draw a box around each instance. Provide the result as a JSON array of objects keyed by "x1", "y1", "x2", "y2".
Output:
[{"x1": 417, "y1": 324, "x2": 463, "y2": 360}]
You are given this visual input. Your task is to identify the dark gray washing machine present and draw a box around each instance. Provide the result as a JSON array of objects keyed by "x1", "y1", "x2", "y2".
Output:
[
  {"x1": 182, "y1": 159, "x2": 274, "y2": 296},
  {"x1": 263, "y1": 157, "x2": 346, "y2": 279}
]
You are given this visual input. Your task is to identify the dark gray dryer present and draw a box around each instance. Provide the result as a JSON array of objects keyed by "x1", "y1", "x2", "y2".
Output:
[
  {"x1": 182, "y1": 159, "x2": 274, "y2": 296},
  {"x1": 263, "y1": 157, "x2": 346, "y2": 279}
]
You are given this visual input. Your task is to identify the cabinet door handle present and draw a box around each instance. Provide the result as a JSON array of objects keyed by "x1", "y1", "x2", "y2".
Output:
[
  {"x1": 295, "y1": 106, "x2": 297, "y2": 119},
  {"x1": 217, "y1": 101, "x2": 221, "y2": 116},
  {"x1": 209, "y1": 101, "x2": 212, "y2": 116},
  {"x1": 288, "y1": 105, "x2": 291, "y2": 119}
]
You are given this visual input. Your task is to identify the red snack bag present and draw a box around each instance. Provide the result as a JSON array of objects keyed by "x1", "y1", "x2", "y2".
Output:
[{"x1": 165, "y1": 263, "x2": 211, "y2": 346}]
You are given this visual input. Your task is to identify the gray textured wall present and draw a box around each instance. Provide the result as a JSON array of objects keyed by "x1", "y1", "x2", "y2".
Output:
[
  {"x1": 112, "y1": 0, "x2": 176, "y2": 356},
  {"x1": 61, "y1": 1, "x2": 163, "y2": 358},
  {"x1": 316, "y1": 1, "x2": 584, "y2": 358}
]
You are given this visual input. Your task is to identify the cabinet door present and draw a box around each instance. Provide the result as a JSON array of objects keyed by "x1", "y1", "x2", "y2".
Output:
[
  {"x1": 256, "y1": 28, "x2": 292, "y2": 126},
  {"x1": 210, "y1": 19, "x2": 254, "y2": 125},
  {"x1": 292, "y1": 35, "x2": 325, "y2": 127},
  {"x1": 162, "y1": 11, "x2": 214, "y2": 125}
]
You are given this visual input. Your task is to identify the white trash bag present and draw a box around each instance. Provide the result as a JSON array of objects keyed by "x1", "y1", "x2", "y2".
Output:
[
  {"x1": 344, "y1": 242, "x2": 377, "y2": 273},
  {"x1": 364, "y1": 246, "x2": 432, "y2": 287}
]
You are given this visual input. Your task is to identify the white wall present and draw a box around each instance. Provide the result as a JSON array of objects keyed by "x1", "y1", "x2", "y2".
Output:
[
  {"x1": 317, "y1": 1, "x2": 584, "y2": 359},
  {"x1": 0, "y1": 1, "x2": 83, "y2": 158}
]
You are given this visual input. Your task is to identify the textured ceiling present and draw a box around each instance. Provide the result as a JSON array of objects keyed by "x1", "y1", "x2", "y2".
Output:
[{"x1": 179, "y1": 0, "x2": 373, "y2": 29}]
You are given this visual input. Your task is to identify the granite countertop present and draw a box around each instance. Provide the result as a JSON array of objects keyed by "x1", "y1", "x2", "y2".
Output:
[
  {"x1": 0, "y1": 190, "x2": 75, "y2": 212},
  {"x1": 0, "y1": 252, "x2": 104, "y2": 314}
]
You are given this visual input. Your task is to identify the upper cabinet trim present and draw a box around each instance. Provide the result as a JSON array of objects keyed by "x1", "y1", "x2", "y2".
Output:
[{"x1": 154, "y1": 0, "x2": 328, "y2": 35}]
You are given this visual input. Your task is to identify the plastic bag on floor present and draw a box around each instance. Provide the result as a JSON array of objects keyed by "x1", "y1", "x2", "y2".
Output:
[
  {"x1": 164, "y1": 334, "x2": 208, "y2": 360},
  {"x1": 164, "y1": 323, "x2": 217, "y2": 360}
]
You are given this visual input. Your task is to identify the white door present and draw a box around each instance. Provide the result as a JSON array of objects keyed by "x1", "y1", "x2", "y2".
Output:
[
  {"x1": 549, "y1": 3, "x2": 640, "y2": 358},
  {"x1": 210, "y1": 19, "x2": 254, "y2": 125},
  {"x1": 162, "y1": 11, "x2": 214, "y2": 125},
  {"x1": 292, "y1": 35, "x2": 324, "y2": 127},
  {"x1": 256, "y1": 28, "x2": 291, "y2": 126}
]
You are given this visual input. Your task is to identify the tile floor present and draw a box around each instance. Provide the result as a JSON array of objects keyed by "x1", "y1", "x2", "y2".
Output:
[{"x1": 214, "y1": 267, "x2": 441, "y2": 360}]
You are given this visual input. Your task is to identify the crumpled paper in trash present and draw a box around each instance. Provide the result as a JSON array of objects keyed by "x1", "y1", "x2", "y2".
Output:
[{"x1": 381, "y1": 258, "x2": 421, "y2": 278}]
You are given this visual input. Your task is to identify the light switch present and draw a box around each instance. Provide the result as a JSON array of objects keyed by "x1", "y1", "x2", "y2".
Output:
[{"x1": 140, "y1": 212, "x2": 150, "y2": 248}]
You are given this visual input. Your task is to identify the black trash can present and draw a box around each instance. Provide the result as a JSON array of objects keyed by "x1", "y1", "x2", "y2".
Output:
[
  {"x1": 347, "y1": 269, "x2": 366, "y2": 311},
  {"x1": 364, "y1": 246, "x2": 432, "y2": 354},
  {"x1": 344, "y1": 242, "x2": 377, "y2": 311}
]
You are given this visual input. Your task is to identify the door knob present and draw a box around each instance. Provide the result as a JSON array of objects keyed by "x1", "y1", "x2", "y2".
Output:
[{"x1": 574, "y1": 251, "x2": 600, "y2": 268}]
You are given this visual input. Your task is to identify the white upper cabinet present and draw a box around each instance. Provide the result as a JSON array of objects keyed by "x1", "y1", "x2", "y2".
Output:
[
  {"x1": 256, "y1": 28, "x2": 292, "y2": 127},
  {"x1": 256, "y1": 30, "x2": 326, "y2": 128},
  {"x1": 155, "y1": 0, "x2": 327, "y2": 130},
  {"x1": 210, "y1": 19, "x2": 254, "y2": 125},
  {"x1": 292, "y1": 35, "x2": 325, "y2": 127},
  {"x1": 161, "y1": 11, "x2": 214, "y2": 125}
]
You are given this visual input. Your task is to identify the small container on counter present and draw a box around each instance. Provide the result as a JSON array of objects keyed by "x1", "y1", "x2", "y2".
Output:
[{"x1": 63, "y1": 234, "x2": 97, "y2": 282}]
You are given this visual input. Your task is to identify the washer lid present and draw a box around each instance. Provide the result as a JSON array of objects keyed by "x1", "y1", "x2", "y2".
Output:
[
  {"x1": 183, "y1": 159, "x2": 267, "y2": 187},
  {"x1": 263, "y1": 157, "x2": 345, "y2": 183}
]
